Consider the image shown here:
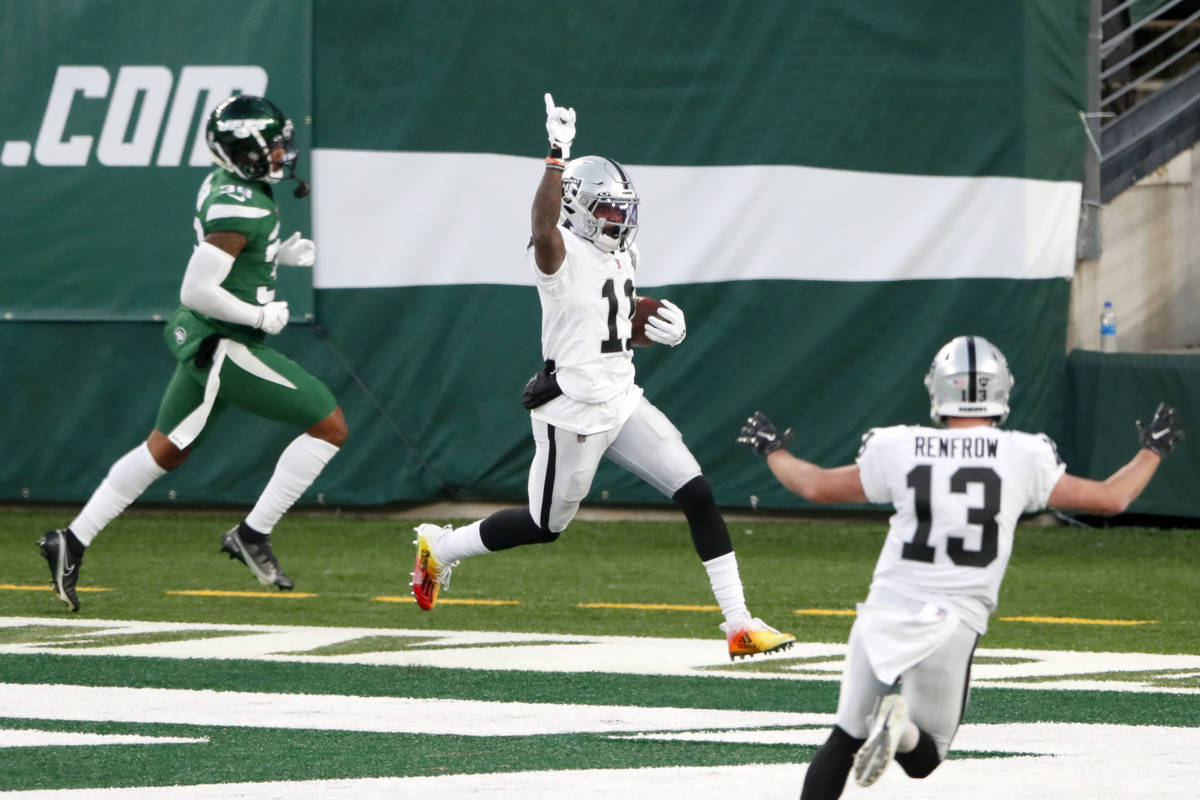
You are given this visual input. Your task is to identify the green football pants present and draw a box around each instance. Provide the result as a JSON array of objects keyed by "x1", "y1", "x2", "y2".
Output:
[{"x1": 155, "y1": 337, "x2": 337, "y2": 449}]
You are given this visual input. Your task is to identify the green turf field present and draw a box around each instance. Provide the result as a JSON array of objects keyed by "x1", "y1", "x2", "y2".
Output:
[
  {"x1": 3, "y1": 509, "x2": 1197, "y2": 652},
  {"x1": 1, "y1": 508, "x2": 1198, "y2": 798}
]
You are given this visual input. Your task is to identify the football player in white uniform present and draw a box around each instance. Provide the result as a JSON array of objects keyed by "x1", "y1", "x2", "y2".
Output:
[
  {"x1": 737, "y1": 335, "x2": 1182, "y2": 798},
  {"x1": 410, "y1": 94, "x2": 795, "y2": 660}
]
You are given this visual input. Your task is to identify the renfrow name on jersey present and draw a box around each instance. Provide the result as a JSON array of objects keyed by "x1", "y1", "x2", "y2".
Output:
[{"x1": 913, "y1": 436, "x2": 999, "y2": 458}]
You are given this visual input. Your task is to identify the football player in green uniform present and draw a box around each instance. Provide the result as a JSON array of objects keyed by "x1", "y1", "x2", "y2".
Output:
[{"x1": 37, "y1": 95, "x2": 347, "y2": 611}]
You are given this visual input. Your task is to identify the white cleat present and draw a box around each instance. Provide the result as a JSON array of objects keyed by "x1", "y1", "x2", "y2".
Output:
[{"x1": 853, "y1": 694, "x2": 908, "y2": 787}]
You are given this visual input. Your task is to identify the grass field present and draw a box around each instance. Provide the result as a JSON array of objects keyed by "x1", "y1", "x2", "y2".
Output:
[{"x1": 1, "y1": 507, "x2": 1198, "y2": 798}]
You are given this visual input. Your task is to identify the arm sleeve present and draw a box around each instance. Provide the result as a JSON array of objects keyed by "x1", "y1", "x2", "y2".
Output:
[{"x1": 179, "y1": 241, "x2": 263, "y2": 328}]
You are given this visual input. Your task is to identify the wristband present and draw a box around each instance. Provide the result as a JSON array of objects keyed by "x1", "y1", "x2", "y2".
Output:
[{"x1": 545, "y1": 156, "x2": 566, "y2": 171}]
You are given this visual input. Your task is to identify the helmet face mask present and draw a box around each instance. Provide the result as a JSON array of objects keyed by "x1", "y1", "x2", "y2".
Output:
[
  {"x1": 560, "y1": 156, "x2": 639, "y2": 252},
  {"x1": 206, "y1": 95, "x2": 298, "y2": 184},
  {"x1": 924, "y1": 335, "x2": 1014, "y2": 426}
]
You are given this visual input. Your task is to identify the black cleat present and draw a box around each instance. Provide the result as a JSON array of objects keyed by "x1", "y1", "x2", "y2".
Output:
[
  {"x1": 220, "y1": 523, "x2": 294, "y2": 590},
  {"x1": 37, "y1": 529, "x2": 84, "y2": 612}
]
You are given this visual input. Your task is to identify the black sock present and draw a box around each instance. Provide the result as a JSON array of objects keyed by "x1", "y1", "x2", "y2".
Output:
[
  {"x1": 672, "y1": 476, "x2": 733, "y2": 562},
  {"x1": 62, "y1": 528, "x2": 86, "y2": 555},
  {"x1": 238, "y1": 521, "x2": 268, "y2": 543},
  {"x1": 895, "y1": 729, "x2": 942, "y2": 778},
  {"x1": 800, "y1": 726, "x2": 864, "y2": 800},
  {"x1": 480, "y1": 508, "x2": 558, "y2": 551}
]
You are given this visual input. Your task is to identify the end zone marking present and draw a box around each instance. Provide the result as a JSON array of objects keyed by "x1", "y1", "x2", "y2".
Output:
[
  {"x1": 165, "y1": 589, "x2": 317, "y2": 599},
  {"x1": 0, "y1": 584, "x2": 112, "y2": 594},
  {"x1": 373, "y1": 596, "x2": 520, "y2": 606}
]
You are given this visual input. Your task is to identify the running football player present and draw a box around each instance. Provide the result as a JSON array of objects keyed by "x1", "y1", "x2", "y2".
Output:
[
  {"x1": 38, "y1": 95, "x2": 347, "y2": 610},
  {"x1": 410, "y1": 94, "x2": 796, "y2": 660}
]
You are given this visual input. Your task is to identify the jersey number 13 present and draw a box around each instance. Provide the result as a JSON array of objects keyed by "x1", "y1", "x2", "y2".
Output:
[{"x1": 903, "y1": 465, "x2": 1001, "y2": 568}]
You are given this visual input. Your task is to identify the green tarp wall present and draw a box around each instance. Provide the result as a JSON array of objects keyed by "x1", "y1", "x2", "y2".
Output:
[{"x1": 11, "y1": 1, "x2": 1187, "y2": 520}]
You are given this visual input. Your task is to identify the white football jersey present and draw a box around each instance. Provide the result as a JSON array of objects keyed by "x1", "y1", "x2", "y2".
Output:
[
  {"x1": 856, "y1": 424, "x2": 1066, "y2": 634},
  {"x1": 527, "y1": 226, "x2": 642, "y2": 434}
]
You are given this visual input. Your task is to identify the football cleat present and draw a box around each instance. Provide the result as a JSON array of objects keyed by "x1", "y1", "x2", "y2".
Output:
[
  {"x1": 411, "y1": 523, "x2": 457, "y2": 610},
  {"x1": 853, "y1": 693, "x2": 909, "y2": 787},
  {"x1": 37, "y1": 529, "x2": 84, "y2": 612},
  {"x1": 220, "y1": 524, "x2": 294, "y2": 590},
  {"x1": 719, "y1": 617, "x2": 796, "y2": 660}
]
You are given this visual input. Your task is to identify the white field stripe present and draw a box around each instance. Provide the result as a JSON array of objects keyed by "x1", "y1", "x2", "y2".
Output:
[
  {"x1": 2, "y1": 725, "x2": 1197, "y2": 800},
  {"x1": 0, "y1": 729, "x2": 207, "y2": 747},
  {"x1": 310, "y1": 150, "x2": 1080, "y2": 289},
  {"x1": 3, "y1": 617, "x2": 1199, "y2": 693},
  {"x1": 0, "y1": 683, "x2": 823, "y2": 736}
]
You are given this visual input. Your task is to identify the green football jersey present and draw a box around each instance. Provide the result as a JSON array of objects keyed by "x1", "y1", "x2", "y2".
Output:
[
  {"x1": 164, "y1": 168, "x2": 288, "y2": 363},
  {"x1": 190, "y1": 167, "x2": 285, "y2": 333}
]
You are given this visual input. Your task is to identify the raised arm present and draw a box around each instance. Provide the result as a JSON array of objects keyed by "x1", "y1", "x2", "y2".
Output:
[
  {"x1": 532, "y1": 93, "x2": 575, "y2": 275},
  {"x1": 1048, "y1": 402, "x2": 1183, "y2": 515},
  {"x1": 738, "y1": 411, "x2": 869, "y2": 504}
]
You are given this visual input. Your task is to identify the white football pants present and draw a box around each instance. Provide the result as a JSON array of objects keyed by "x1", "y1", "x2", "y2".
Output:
[
  {"x1": 835, "y1": 610, "x2": 978, "y2": 760},
  {"x1": 526, "y1": 396, "x2": 702, "y2": 532}
]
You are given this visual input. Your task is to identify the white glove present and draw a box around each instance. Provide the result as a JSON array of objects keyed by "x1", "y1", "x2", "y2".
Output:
[
  {"x1": 644, "y1": 298, "x2": 687, "y2": 347},
  {"x1": 257, "y1": 300, "x2": 290, "y2": 335},
  {"x1": 277, "y1": 231, "x2": 315, "y2": 267},
  {"x1": 544, "y1": 92, "x2": 576, "y2": 158}
]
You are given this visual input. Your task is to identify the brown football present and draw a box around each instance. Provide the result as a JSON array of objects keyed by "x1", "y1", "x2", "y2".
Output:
[{"x1": 631, "y1": 296, "x2": 663, "y2": 347}]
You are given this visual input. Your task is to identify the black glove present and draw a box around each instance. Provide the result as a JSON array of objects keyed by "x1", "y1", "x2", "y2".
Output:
[
  {"x1": 1136, "y1": 401, "x2": 1184, "y2": 458},
  {"x1": 737, "y1": 411, "x2": 794, "y2": 457}
]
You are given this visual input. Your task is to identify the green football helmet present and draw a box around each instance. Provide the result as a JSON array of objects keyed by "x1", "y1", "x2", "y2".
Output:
[{"x1": 206, "y1": 95, "x2": 298, "y2": 184}]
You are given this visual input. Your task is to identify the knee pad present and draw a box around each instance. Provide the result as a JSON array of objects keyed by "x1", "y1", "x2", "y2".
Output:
[{"x1": 672, "y1": 475, "x2": 714, "y2": 516}]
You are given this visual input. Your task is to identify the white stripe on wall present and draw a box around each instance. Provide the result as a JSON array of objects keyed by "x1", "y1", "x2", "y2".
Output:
[{"x1": 311, "y1": 150, "x2": 1080, "y2": 289}]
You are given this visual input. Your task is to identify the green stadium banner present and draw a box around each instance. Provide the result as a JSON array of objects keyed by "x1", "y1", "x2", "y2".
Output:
[
  {"x1": 303, "y1": 0, "x2": 1088, "y2": 511},
  {"x1": 0, "y1": 0, "x2": 313, "y2": 322},
  {"x1": 21, "y1": 2, "x2": 1188, "y2": 522}
]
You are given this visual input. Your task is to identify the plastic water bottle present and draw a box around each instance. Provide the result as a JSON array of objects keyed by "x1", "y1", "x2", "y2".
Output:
[{"x1": 1100, "y1": 301, "x2": 1117, "y2": 353}]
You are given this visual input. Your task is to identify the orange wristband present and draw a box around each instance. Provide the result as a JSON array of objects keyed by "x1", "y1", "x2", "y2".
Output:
[{"x1": 545, "y1": 156, "x2": 566, "y2": 170}]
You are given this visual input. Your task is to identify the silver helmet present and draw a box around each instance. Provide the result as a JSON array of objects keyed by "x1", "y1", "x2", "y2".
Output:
[
  {"x1": 924, "y1": 335, "x2": 1014, "y2": 425},
  {"x1": 560, "y1": 155, "x2": 639, "y2": 252}
]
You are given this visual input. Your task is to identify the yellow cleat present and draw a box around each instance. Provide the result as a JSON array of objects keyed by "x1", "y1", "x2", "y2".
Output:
[
  {"x1": 411, "y1": 523, "x2": 455, "y2": 610},
  {"x1": 720, "y1": 617, "x2": 796, "y2": 660}
]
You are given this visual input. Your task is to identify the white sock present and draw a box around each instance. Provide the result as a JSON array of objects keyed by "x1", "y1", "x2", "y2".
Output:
[
  {"x1": 69, "y1": 443, "x2": 167, "y2": 546},
  {"x1": 244, "y1": 434, "x2": 339, "y2": 534},
  {"x1": 432, "y1": 520, "x2": 489, "y2": 563},
  {"x1": 898, "y1": 719, "x2": 920, "y2": 753},
  {"x1": 703, "y1": 551, "x2": 751, "y2": 626}
]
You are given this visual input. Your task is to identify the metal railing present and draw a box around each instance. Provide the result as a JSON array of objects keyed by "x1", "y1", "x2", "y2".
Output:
[
  {"x1": 1090, "y1": 0, "x2": 1200, "y2": 207},
  {"x1": 1100, "y1": 0, "x2": 1200, "y2": 117}
]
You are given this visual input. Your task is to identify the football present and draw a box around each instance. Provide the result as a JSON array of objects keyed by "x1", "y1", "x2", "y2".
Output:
[{"x1": 631, "y1": 296, "x2": 663, "y2": 347}]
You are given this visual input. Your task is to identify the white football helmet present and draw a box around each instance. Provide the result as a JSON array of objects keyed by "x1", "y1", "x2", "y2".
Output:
[
  {"x1": 560, "y1": 155, "x2": 639, "y2": 252},
  {"x1": 924, "y1": 335, "x2": 1014, "y2": 425}
]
